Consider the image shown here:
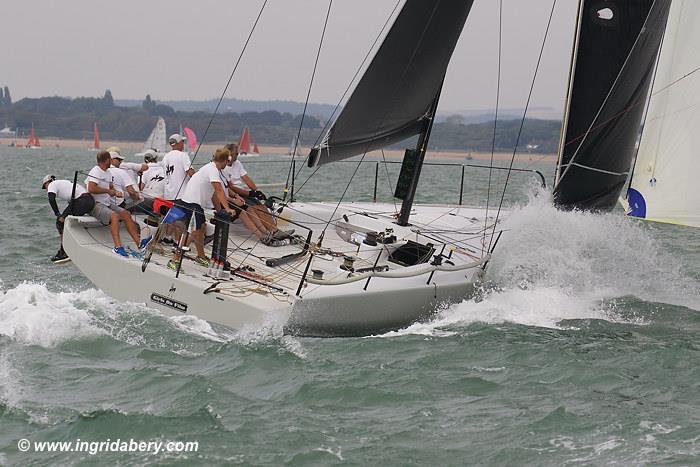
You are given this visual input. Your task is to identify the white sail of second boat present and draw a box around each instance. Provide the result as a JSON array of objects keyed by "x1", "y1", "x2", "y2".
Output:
[{"x1": 625, "y1": 0, "x2": 700, "y2": 228}]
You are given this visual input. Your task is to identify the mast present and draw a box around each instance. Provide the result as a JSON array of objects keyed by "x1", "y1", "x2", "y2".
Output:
[{"x1": 397, "y1": 84, "x2": 443, "y2": 226}]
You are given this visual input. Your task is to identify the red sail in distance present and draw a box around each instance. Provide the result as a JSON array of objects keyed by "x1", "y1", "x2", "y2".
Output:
[
  {"x1": 26, "y1": 125, "x2": 39, "y2": 147},
  {"x1": 238, "y1": 127, "x2": 251, "y2": 154},
  {"x1": 252, "y1": 138, "x2": 260, "y2": 154},
  {"x1": 93, "y1": 122, "x2": 100, "y2": 149}
]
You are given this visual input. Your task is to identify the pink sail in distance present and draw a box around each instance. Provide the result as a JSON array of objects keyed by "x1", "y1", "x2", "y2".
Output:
[{"x1": 183, "y1": 127, "x2": 198, "y2": 153}]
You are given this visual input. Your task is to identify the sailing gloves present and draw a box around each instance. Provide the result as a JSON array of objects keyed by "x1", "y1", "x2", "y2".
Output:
[{"x1": 249, "y1": 190, "x2": 267, "y2": 201}]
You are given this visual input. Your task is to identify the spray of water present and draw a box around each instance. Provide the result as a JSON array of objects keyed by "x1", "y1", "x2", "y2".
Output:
[{"x1": 387, "y1": 188, "x2": 699, "y2": 336}]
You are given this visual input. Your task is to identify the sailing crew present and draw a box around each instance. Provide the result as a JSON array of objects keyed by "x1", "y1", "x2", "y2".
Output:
[
  {"x1": 161, "y1": 134, "x2": 194, "y2": 245},
  {"x1": 224, "y1": 143, "x2": 293, "y2": 241},
  {"x1": 162, "y1": 134, "x2": 194, "y2": 200},
  {"x1": 168, "y1": 148, "x2": 246, "y2": 271},
  {"x1": 139, "y1": 149, "x2": 165, "y2": 213},
  {"x1": 42, "y1": 174, "x2": 95, "y2": 263},
  {"x1": 109, "y1": 151, "x2": 141, "y2": 209},
  {"x1": 107, "y1": 146, "x2": 149, "y2": 183},
  {"x1": 86, "y1": 150, "x2": 149, "y2": 258}
]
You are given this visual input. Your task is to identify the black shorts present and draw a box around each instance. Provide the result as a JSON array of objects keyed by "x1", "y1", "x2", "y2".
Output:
[
  {"x1": 56, "y1": 194, "x2": 95, "y2": 234},
  {"x1": 227, "y1": 201, "x2": 247, "y2": 219},
  {"x1": 174, "y1": 200, "x2": 206, "y2": 230}
]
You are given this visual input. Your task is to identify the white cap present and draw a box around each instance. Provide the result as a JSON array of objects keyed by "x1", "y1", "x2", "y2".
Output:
[
  {"x1": 42, "y1": 174, "x2": 55, "y2": 187},
  {"x1": 105, "y1": 146, "x2": 122, "y2": 155},
  {"x1": 109, "y1": 151, "x2": 124, "y2": 160},
  {"x1": 168, "y1": 133, "x2": 186, "y2": 145}
]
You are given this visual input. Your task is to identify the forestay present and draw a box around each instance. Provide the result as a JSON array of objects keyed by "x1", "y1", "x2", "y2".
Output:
[
  {"x1": 626, "y1": 0, "x2": 700, "y2": 228},
  {"x1": 308, "y1": 0, "x2": 474, "y2": 167}
]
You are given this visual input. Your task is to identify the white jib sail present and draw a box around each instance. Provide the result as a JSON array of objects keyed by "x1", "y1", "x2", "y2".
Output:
[
  {"x1": 142, "y1": 117, "x2": 167, "y2": 154},
  {"x1": 627, "y1": 0, "x2": 700, "y2": 228}
]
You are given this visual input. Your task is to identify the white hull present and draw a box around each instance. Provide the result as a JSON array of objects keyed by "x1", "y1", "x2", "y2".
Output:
[{"x1": 63, "y1": 202, "x2": 497, "y2": 336}]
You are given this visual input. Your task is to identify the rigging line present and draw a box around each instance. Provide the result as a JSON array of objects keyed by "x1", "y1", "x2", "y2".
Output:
[
  {"x1": 380, "y1": 149, "x2": 399, "y2": 214},
  {"x1": 284, "y1": 0, "x2": 334, "y2": 198},
  {"x1": 294, "y1": 0, "x2": 441, "y2": 203},
  {"x1": 171, "y1": 0, "x2": 269, "y2": 203},
  {"x1": 484, "y1": 0, "x2": 503, "y2": 256},
  {"x1": 488, "y1": 0, "x2": 557, "y2": 253},
  {"x1": 294, "y1": 0, "x2": 404, "y2": 182},
  {"x1": 317, "y1": 1, "x2": 446, "y2": 234},
  {"x1": 554, "y1": 0, "x2": 662, "y2": 189}
]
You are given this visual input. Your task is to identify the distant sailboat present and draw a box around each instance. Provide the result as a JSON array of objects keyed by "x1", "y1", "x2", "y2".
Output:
[
  {"x1": 624, "y1": 0, "x2": 700, "y2": 228},
  {"x1": 238, "y1": 127, "x2": 259, "y2": 157},
  {"x1": 25, "y1": 124, "x2": 41, "y2": 149},
  {"x1": 89, "y1": 122, "x2": 100, "y2": 151},
  {"x1": 183, "y1": 126, "x2": 198, "y2": 154},
  {"x1": 136, "y1": 116, "x2": 167, "y2": 157},
  {"x1": 252, "y1": 137, "x2": 260, "y2": 156}
]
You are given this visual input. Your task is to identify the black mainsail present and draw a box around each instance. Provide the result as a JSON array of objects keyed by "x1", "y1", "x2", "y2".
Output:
[
  {"x1": 553, "y1": 0, "x2": 671, "y2": 211},
  {"x1": 308, "y1": 0, "x2": 474, "y2": 168}
]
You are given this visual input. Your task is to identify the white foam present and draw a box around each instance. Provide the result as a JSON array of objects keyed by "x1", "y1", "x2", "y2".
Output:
[
  {"x1": 383, "y1": 189, "x2": 699, "y2": 337},
  {"x1": 0, "y1": 283, "x2": 105, "y2": 347}
]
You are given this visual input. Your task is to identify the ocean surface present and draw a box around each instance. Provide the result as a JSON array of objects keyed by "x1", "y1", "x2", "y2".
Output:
[{"x1": 1, "y1": 146, "x2": 699, "y2": 465}]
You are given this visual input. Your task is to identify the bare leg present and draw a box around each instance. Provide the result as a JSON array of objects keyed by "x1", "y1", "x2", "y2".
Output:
[
  {"x1": 239, "y1": 211, "x2": 266, "y2": 238},
  {"x1": 251, "y1": 205, "x2": 276, "y2": 232},
  {"x1": 110, "y1": 213, "x2": 122, "y2": 248},
  {"x1": 120, "y1": 211, "x2": 141, "y2": 244},
  {"x1": 191, "y1": 228, "x2": 206, "y2": 258}
]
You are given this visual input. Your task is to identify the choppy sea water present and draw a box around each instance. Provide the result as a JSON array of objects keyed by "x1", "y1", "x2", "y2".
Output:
[{"x1": 0, "y1": 146, "x2": 699, "y2": 465}]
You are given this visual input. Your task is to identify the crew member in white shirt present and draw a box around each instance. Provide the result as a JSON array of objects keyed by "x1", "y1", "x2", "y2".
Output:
[
  {"x1": 168, "y1": 148, "x2": 247, "y2": 270},
  {"x1": 42, "y1": 174, "x2": 95, "y2": 263},
  {"x1": 106, "y1": 146, "x2": 149, "y2": 182},
  {"x1": 86, "y1": 151, "x2": 148, "y2": 258},
  {"x1": 162, "y1": 133, "x2": 194, "y2": 201},
  {"x1": 109, "y1": 151, "x2": 142, "y2": 209},
  {"x1": 223, "y1": 143, "x2": 293, "y2": 240},
  {"x1": 139, "y1": 150, "x2": 165, "y2": 213}
]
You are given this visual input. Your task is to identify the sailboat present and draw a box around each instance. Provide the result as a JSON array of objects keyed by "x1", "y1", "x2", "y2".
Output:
[
  {"x1": 61, "y1": 1, "x2": 668, "y2": 336},
  {"x1": 135, "y1": 116, "x2": 167, "y2": 157},
  {"x1": 238, "y1": 127, "x2": 259, "y2": 157},
  {"x1": 623, "y1": 0, "x2": 700, "y2": 228},
  {"x1": 183, "y1": 126, "x2": 198, "y2": 154},
  {"x1": 25, "y1": 124, "x2": 41, "y2": 149},
  {"x1": 552, "y1": 0, "x2": 671, "y2": 210},
  {"x1": 89, "y1": 122, "x2": 100, "y2": 151},
  {"x1": 63, "y1": 1, "x2": 494, "y2": 337}
]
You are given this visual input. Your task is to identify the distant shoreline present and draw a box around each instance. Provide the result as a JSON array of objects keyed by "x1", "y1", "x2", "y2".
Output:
[{"x1": 0, "y1": 136, "x2": 556, "y2": 163}]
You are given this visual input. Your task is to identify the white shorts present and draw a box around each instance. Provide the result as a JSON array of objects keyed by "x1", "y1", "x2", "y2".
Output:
[{"x1": 91, "y1": 202, "x2": 126, "y2": 225}]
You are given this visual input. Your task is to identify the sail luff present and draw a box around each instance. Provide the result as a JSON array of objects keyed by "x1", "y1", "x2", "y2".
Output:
[
  {"x1": 308, "y1": 0, "x2": 475, "y2": 167},
  {"x1": 554, "y1": 0, "x2": 585, "y2": 186}
]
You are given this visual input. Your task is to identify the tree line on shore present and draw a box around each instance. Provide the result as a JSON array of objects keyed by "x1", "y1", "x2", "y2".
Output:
[{"x1": 0, "y1": 89, "x2": 561, "y2": 153}]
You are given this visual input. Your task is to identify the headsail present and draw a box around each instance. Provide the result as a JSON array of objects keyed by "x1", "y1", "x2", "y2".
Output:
[
  {"x1": 142, "y1": 117, "x2": 167, "y2": 153},
  {"x1": 553, "y1": 0, "x2": 671, "y2": 211},
  {"x1": 626, "y1": 0, "x2": 700, "y2": 227},
  {"x1": 93, "y1": 122, "x2": 100, "y2": 150},
  {"x1": 183, "y1": 127, "x2": 198, "y2": 153},
  {"x1": 239, "y1": 127, "x2": 251, "y2": 154},
  {"x1": 308, "y1": 0, "x2": 475, "y2": 167}
]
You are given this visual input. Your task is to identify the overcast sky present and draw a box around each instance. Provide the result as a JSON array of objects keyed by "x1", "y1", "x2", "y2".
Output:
[{"x1": 1, "y1": 0, "x2": 579, "y2": 114}]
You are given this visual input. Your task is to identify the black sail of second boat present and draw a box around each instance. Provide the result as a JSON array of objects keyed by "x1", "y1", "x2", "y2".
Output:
[
  {"x1": 308, "y1": 0, "x2": 474, "y2": 168},
  {"x1": 553, "y1": 0, "x2": 671, "y2": 211}
]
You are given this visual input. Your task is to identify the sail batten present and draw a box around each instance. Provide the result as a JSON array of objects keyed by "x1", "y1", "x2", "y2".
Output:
[
  {"x1": 309, "y1": 0, "x2": 475, "y2": 167},
  {"x1": 553, "y1": 0, "x2": 672, "y2": 211}
]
